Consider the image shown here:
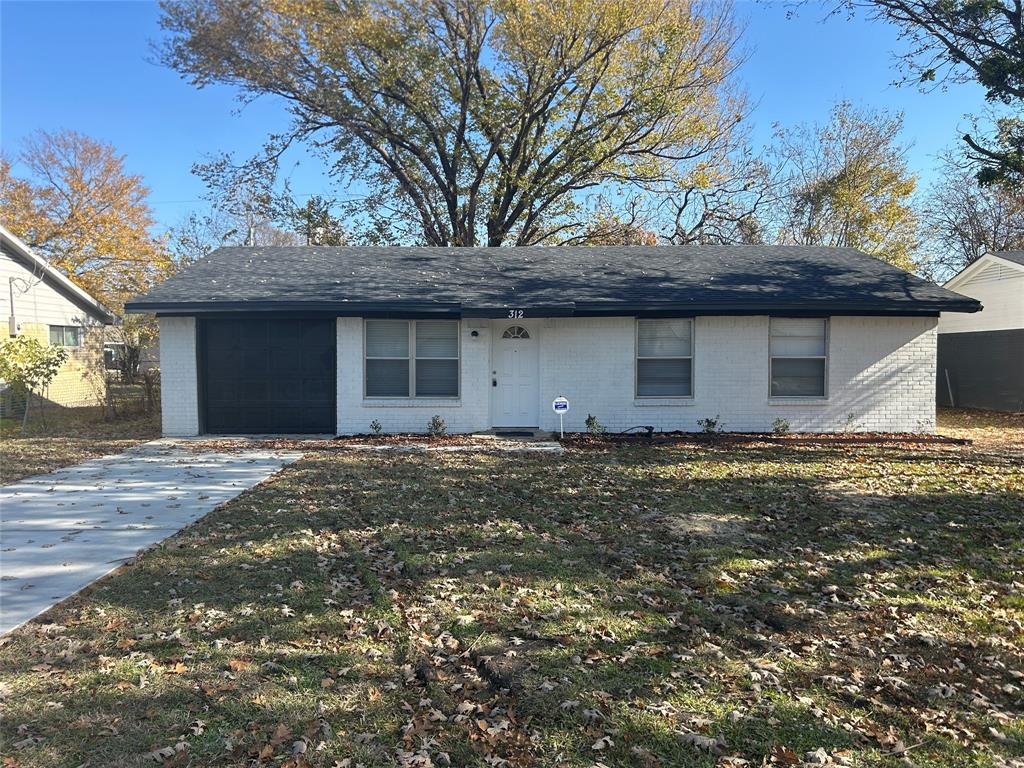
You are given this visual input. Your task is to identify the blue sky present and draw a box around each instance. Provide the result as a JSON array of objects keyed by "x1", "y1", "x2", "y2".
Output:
[{"x1": 1, "y1": 1, "x2": 985, "y2": 234}]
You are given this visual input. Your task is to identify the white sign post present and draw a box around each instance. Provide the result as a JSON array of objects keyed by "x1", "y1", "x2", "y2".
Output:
[{"x1": 551, "y1": 396, "x2": 570, "y2": 438}]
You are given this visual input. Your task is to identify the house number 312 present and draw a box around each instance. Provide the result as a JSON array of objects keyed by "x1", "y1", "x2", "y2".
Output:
[{"x1": 507, "y1": 309, "x2": 524, "y2": 318}]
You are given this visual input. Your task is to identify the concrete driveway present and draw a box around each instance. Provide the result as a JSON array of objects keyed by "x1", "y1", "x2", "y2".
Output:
[{"x1": 0, "y1": 441, "x2": 301, "y2": 635}]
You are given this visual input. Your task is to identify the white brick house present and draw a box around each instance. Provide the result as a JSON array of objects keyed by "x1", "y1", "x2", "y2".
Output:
[{"x1": 127, "y1": 245, "x2": 979, "y2": 436}]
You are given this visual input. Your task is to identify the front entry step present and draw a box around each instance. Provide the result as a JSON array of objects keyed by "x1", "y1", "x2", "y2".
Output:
[{"x1": 479, "y1": 429, "x2": 553, "y2": 441}]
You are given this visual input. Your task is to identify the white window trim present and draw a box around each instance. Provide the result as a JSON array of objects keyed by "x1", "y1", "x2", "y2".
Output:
[
  {"x1": 634, "y1": 318, "x2": 695, "y2": 399},
  {"x1": 768, "y1": 317, "x2": 829, "y2": 400},
  {"x1": 363, "y1": 319, "x2": 460, "y2": 400}
]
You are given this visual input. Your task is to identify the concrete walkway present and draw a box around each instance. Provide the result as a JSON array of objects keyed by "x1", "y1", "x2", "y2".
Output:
[{"x1": 0, "y1": 442, "x2": 301, "y2": 635}]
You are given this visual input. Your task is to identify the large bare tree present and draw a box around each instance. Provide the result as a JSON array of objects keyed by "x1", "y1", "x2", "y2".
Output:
[
  {"x1": 159, "y1": 0, "x2": 744, "y2": 246},
  {"x1": 921, "y1": 151, "x2": 1024, "y2": 278}
]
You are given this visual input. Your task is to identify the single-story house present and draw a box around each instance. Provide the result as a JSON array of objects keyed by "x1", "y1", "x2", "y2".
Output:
[
  {"x1": 937, "y1": 251, "x2": 1024, "y2": 412},
  {"x1": 1, "y1": 224, "x2": 115, "y2": 414},
  {"x1": 125, "y1": 245, "x2": 980, "y2": 437}
]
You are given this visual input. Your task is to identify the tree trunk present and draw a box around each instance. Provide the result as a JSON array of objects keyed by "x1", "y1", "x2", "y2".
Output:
[{"x1": 20, "y1": 390, "x2": 31, "y2": 435}]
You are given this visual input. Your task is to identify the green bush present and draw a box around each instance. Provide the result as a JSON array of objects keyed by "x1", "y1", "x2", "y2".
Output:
[
  {"x1": 0, "y1": 336, "x2": 68, "y2": 431},
  {"x1": 697, "y1": 415, "x2": 723, "y2": 433},
  {"x1": 426, "y1": 415, "x2": 447, "y2": 437}
]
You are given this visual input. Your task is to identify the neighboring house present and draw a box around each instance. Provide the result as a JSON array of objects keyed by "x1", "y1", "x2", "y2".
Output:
[
  {"x1": 103, "y1": 328, "x2": 159, "y2": 378},
  {"x1": 125, "y1": 245, "x2": 980, "y2": 437},
  {"x1": 937, "y1": 252, "x2": 1024, "y2": 412},
  {"x1": 1, "y1": 224, "x2": 115, "y2": 413}
]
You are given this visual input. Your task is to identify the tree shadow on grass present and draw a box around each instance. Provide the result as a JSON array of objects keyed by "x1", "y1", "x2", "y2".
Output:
[{"x1": 1, "y1": 445, "x2": 1021, "y2": 766}]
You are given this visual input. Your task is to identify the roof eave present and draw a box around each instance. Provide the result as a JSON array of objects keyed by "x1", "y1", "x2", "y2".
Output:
[{"x1": 126, "y1": 298, "x2": 982, "y2": 317}]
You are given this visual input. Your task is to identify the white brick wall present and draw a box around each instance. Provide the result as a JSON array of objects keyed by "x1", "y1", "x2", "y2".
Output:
[
  {"x1": 336, "y1": 317, "x2": 492, "y2": 434},
  {"x1": 334, "y1": 315, "x2": 938, "y2": 435},
  {"x1": 532, "y1": 316, "x2": 937, "y2": 434},
  {"x1": 159, "y1": 316, "x2": 199, "y2": 436},
  {"x1": 161, "y1": 314, "x2": 938, "y2": 436}
]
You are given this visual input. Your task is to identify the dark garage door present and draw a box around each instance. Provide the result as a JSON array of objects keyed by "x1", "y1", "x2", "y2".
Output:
[{"x1": 200, "y1": 318, "x2": 335, "y2": 434}]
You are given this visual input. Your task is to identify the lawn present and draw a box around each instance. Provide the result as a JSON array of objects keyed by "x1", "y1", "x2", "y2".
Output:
[
  {"x1": 0, "y1": 408, "x2": 160, "y2": 484},
  {"x1": 937, "y1": 407, "x2": 1024, "y2": 456},
  {"x1": 1, "y1": 425, "x2": 1021, "y2": 767}
]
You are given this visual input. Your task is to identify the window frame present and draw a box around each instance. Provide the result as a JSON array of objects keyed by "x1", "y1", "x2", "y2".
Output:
[
  {"x1": 768, "y1": 317, "x2": 829, "y2": 399},
  {"x1": 634, "y1": 318, "x2": 695, "y2": 399},
  {"x1": 363, "y1": 319, "x2": 460, "y2": 400},
  {"x1": 49, "y1": 325, "x2": 82, "y2": 348}
]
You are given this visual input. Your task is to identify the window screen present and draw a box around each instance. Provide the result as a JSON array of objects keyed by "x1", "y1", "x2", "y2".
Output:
[
  {"x1": 365, "y1": 320, "x2": 458, "y2": 398},
  {"x1": 365, "y1": 320, "x2": 410, "y2": 397},
  {"x1": 770, "y1": 318, "x2": 827, "y2": 397},
  {"x1": 636, "y1": 319, "x2": 693, "y2": 397},
  {"x1": 414, "y1": 321, "x2": 458, "y2": 396}
]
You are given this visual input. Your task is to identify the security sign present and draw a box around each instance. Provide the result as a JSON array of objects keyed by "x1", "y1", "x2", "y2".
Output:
[{"x1": 552, "y1": 396, "x2": 570, "y2": 413}]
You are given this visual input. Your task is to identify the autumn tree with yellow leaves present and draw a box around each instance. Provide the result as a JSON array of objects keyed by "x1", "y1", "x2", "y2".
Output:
[
  {"x1": 763, "y1": 103, "x2": 920, "y2": 271},
  {"x1": 0, "y1": 130, "x2": 172, "y2": 310},
  {"x1": 160, "y1": 0, "x2": 745, "y2": 247},
  {"x1": 1, "y1": 131, "x2": 174, "y2": 385}
]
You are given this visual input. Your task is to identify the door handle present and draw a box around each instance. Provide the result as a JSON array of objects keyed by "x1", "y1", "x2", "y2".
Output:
[{"x1": 492, "y1": 379, "x2": 497, "y2": 387}]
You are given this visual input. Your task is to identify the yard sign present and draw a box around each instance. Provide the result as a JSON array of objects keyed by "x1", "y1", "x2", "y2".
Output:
[{"x1": 552, "y1": 396, "x2": 569, "y2": 438}]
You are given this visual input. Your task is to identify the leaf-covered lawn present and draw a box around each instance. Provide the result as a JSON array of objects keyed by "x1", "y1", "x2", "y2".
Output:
[
  {"x1": 1, "y1": 436, "x2": 1021, "y2": 768},
  {"x1": 0, "y1": 409, "x2": 160, "y2": 484},
  {"x1": 937, "y1": 408, "x2": 1024, "y2": 456}
]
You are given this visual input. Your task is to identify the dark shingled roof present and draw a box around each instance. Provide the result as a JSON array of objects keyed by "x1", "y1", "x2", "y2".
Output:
[
  {"x1": 127, "y1": 245, "x2": 980, "y2": 316},
  {"x1": 994, "y1": 251, "x2": 1024, "y2": 267}
]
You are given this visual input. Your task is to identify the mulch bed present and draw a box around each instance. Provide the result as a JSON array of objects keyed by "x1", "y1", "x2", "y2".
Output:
[
  {"x1": 182, "y1": 430, "x2": 970, "y2": 454},
  {"x1": 560, "y1": 431, "x2": 971, "y2": 449}
]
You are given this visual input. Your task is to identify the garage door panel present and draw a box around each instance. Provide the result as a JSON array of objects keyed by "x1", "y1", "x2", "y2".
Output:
[
  {"x1": 206, "y1": 378, "x2": 237, "y2": 401},
  {"x1": 271, "y1": 348, "x2": 303, "y2": 372},
  {"x1": 201, "y1": 318, "x2": 335, "y2": 434},
  {"x1": 270, "y1": 320, "x2": 304, "y2": 347},
  {"x1": 302, "y1": 376, "x2": 335, "y2": 400},
  {"x1": 303, "y1": 321, "x2": 336, "y2": 348},
  {"x1": 205, "y1": 321, "x2": 240, "y2": 350},
  {"x1": 238, "y1": 379, "x2": 270, "y2": 401}
]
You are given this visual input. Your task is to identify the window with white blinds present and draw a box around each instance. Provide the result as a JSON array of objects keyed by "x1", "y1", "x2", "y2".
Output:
[
  {"x1": 365, "y1": 320, "x2": 459, "y2": 397},
  {"x1": 769, "y1": 318, "x2": 827, "y2": 397},
  {"x1": 636, "y1": 319, "x2": 693, "y2": 397}
]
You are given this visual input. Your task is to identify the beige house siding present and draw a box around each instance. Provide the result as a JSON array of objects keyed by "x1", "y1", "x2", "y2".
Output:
[
  {"x1": 2, "y1": 244, "x2": 110, "y2": 410},
  {"x1": 16, "y1": 321, "x2": 106, "y2": 408},
  {"x1": 938, "y1": 255, "x2": 1024, "y2": 334}
]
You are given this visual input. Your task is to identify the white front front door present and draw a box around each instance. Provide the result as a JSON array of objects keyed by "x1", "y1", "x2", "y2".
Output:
[{"x1": 491, "y1": 323, "x2": 540, "y2": 427}]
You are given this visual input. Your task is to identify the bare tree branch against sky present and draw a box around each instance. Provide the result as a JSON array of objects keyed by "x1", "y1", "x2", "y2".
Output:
[{"x1": 0, "y1": 0, "x2": 986, "y2": 236}]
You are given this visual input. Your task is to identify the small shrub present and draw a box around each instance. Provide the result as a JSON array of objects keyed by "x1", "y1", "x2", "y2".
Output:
[
  {"x1": 697, "y1": 415, "x2": 723, "y2": 433},
  {"x1": 369, "y1": 419, "x2": 383, "y2": 435},
  {"x1": 0, "y1": 336, "x2": 68, "y2": 432},
  {"x1": 585, "y1": 414, "x2": 607, "y2": 435},
  {"x1": 771, "y1": 417, "x2": 790, "y2": 435},
  {"x1": 426, "y1": 414, "x2": 447, "y2": 437}
]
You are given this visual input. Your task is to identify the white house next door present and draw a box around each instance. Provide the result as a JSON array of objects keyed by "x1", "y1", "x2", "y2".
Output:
[{"x1": 491, "y1": 322, "x2": 539, "y2": 427}]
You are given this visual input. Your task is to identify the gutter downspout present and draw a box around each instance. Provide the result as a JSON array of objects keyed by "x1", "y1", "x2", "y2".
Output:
[{"x1": 8, "y1": 276, "x2": 17, "y2": 337}]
